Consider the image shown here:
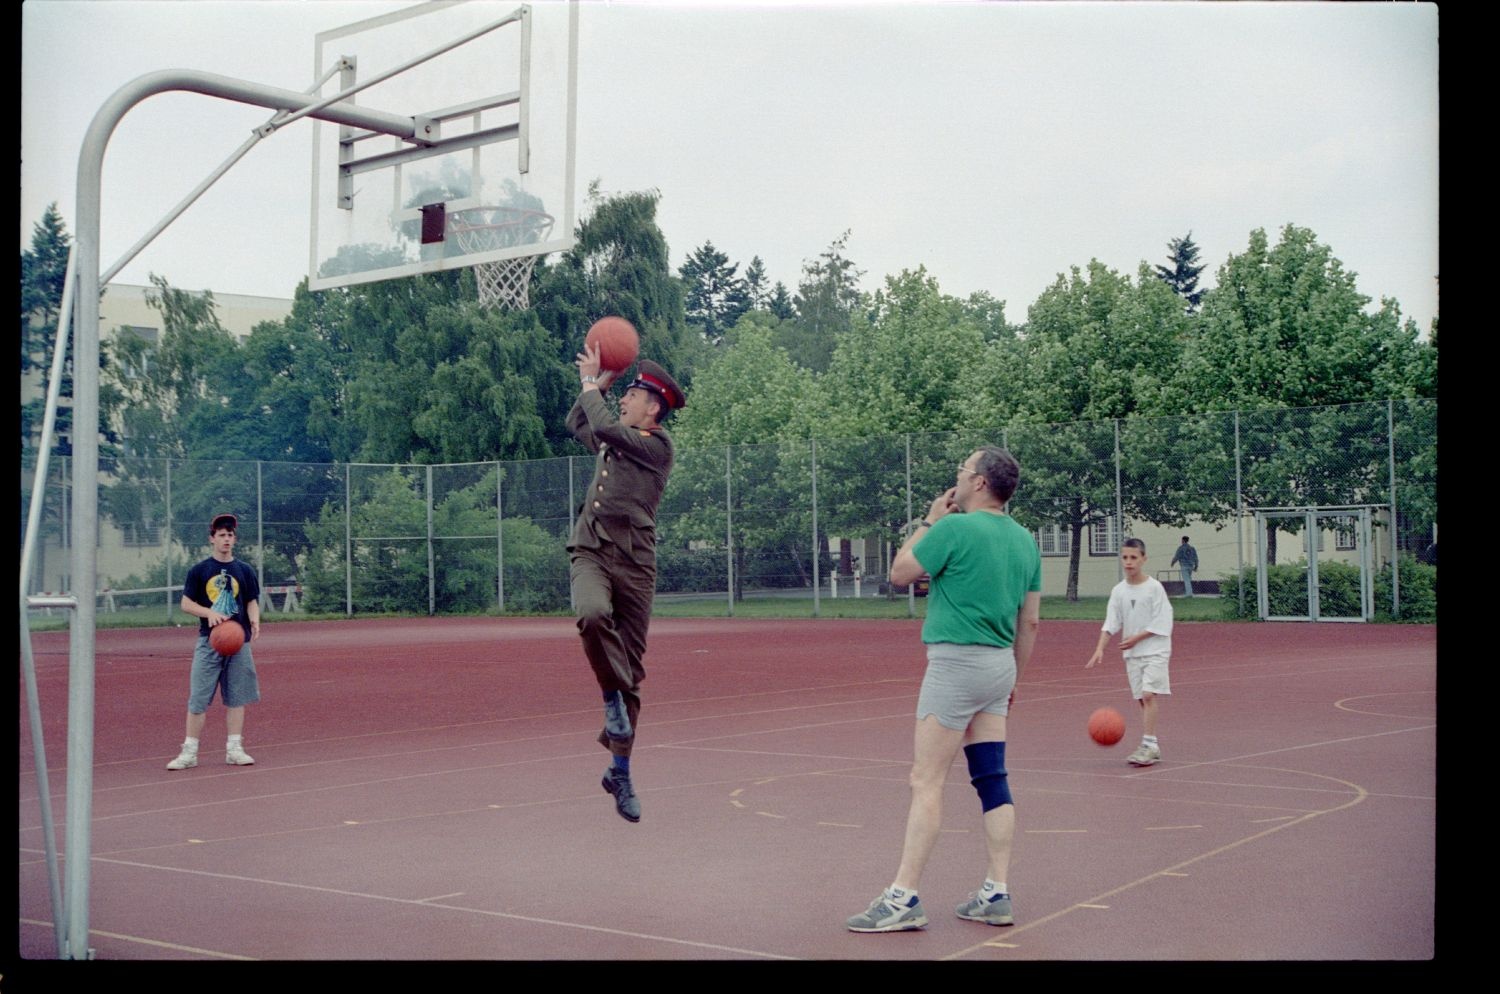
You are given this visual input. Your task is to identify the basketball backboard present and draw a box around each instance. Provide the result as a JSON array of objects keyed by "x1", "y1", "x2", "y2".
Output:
[{"x1": 308, "y1": 1, "x2": 577, "y2": 291}]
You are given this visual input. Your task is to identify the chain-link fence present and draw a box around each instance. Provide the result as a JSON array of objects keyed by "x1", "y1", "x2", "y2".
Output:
[{"x1": 21, "y1": 399, "x2": 1436, "y2": 618}]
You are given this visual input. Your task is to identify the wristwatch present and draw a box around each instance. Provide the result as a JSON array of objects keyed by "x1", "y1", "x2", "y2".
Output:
[{"x1": 581, "y1": 375, "x2": 599, "y2": 385}]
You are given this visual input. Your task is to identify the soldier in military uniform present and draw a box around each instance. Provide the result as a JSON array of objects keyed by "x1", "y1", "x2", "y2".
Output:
[{"x1": 568, "y1": 342, "x2": 685, "y2": 822}]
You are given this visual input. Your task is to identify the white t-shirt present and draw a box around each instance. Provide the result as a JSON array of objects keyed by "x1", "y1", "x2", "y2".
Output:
[{"x1": 1103, "y1": 576, "x2": 1173, "y2": 658}]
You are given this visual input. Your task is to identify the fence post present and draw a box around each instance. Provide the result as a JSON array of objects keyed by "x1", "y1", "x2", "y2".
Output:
[
  {"x1": 504, "y1": 461, "x2": 510, "y2": 614},
  {"x1": 256, "y1": 460, "x2": 266, "y2": 610},
  {"x1": 427, "y1": 465, "x2": 436, "y2": 617},
  {"x1": 568, "y1": 457, "x2": 577, "y2": 613},
  {"x1": 725, "y1": 445, "x2": 734, "y2": 617},
  {"x1": 345, "y1": 463, "x2": 353, "y2": 616},
  {"x1": 905, "y1": 433, "x2": 914, "y2": 618},
  {"x1": 1388, "y1": 398, "x2": 1399, "y2": 618},
  {"x1": 1113, "y1": 419, "x2": 1123, "y2": 583},
  {"x1": 164, "y1": 457, "x2": 173, "y2": 622},
  {"x1": 811, "y1": 438, "x2": 820, "y2": 619},
  {"x1": 1234, "y1": 410, "x2": 1244, "y2": 617}
]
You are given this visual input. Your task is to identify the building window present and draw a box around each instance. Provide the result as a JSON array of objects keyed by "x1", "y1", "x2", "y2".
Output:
[
  {"x1": 1334, "y1": 519, "x2": 1357, "y2": 551},
  {"x1": 118, "y1": 325, "x2": 159, "y2": 379},
  {"x1": 1035, "y1": 524, "x2": 1071, "y2": 557},
  {"x1": 1090, "y1": 514, "x2": 1120, "y2": 556}
]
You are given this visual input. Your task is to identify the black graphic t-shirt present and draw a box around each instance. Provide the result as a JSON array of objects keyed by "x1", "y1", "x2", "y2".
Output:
[{"x1": 182, "y1": 557, "x2": 260, "y2": 640}]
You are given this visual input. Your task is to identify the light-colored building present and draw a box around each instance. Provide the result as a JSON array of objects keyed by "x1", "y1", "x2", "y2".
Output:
[{"x1": 24, "y1": 284, "x2": 294, "y2": 598}]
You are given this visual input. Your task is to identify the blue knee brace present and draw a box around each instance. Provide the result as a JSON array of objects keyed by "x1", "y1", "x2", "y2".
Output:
[{"x1": 964, "y1": 741, "x2": 1012, "y2": 812}]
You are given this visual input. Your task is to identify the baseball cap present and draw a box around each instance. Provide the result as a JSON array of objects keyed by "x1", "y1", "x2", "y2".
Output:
[{"x1": 210, "y1": 513, "x2": 238, "y2": 533}]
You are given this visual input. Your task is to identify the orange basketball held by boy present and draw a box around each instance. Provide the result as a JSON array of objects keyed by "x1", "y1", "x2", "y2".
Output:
[
  {"x1": 584, "y1": 315, "x2": 640, "y2": 372},
  {"x1": 209, "y1": 618, "x2": 246, "y2": 658}
]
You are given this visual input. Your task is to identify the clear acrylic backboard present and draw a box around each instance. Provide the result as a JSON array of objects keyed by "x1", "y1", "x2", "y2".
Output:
[{"x1": 308, "y1": 1, "x2": 577, "y2": 291}]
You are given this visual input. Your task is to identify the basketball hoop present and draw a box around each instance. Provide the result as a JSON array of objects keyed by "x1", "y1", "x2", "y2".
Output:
[{"x1": 447, "y1": 206, "x2": 556, "y2": 310}]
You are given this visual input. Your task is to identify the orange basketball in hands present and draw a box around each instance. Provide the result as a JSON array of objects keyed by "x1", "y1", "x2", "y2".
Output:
[
  {"x1": 210, "y1": 620, "x2": 245, "y2": 657},
  {"x1": 584, "y1": 316, "x2": 640, "y2": 372}
]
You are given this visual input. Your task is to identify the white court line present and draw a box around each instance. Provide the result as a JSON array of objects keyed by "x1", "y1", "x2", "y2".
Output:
[
  {"x1": 18, "y1": 675, "x2": 917, "y2": 778},
  {"x1": 80, "y1": 857, "x2": 798, "y2": 960},
  {"x1": 18, "y1": 916, "x2": 255, "y2": 959}
]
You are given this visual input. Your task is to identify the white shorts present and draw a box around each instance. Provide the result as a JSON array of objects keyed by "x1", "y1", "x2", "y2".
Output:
[{"x1": 1125, "y1": 652, "x2": 1171, "y2": 699}]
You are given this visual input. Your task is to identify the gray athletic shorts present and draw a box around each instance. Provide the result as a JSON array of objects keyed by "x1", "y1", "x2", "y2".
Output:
[
  {"x1": 187, "y1": 634, "x2": 260, "y2": 713},
  {"x1": 916, "y1": 643, "x2": 1016, "y2": 731}
]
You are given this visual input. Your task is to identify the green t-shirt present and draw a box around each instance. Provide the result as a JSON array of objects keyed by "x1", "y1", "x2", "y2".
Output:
[{"x1": 914, "y1": 511, "x2": 1042, "y2": 647}]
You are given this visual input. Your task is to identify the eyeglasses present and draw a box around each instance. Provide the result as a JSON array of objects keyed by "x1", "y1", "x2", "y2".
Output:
[{"x1": 956, "y1": 464, "x2": 981, "y2": 479}]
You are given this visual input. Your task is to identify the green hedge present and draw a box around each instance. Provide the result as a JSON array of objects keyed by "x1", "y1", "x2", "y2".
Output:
[{"x1": 1218, "y1": 557, "x2": 1435, "y2": 623}]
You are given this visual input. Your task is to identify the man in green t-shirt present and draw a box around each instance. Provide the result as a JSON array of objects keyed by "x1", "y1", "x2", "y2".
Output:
[{"x1": 847, "y1": 447, "x2": 1042, "y2": 934}]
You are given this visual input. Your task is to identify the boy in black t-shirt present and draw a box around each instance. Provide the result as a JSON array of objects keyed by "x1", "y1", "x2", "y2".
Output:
[{"x1": 166, "y1": 513, "x2": 263, "y2": 770}]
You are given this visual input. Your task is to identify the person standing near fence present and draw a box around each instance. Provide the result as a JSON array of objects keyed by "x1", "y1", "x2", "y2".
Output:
[
  {"x1": 1170, "y1": 535, "x2": 1199, "y2": 597},
  {"x1": 166, "y1": 513, "x2": 262, "y2": 770},
  {"x1": 566, "y1": 343, "x2": 684, "y2": 822},
  {"x1": 847, "y1": 447, "x2": 1042, "y2": 932}
]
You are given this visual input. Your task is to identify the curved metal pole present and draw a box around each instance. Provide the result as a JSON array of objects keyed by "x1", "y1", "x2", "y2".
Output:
[
  {"x1": 19, "y1": 246, "x2": 77, "y2": 959},
  {"x1": 65, "y1": 66, "x2": 429, "y2": 962}
]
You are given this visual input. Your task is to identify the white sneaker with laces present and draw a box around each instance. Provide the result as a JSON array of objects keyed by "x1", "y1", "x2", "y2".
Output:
[
  {"x1": 225, "y1": 744, "x2": 255, "y2": 766},
  {"x1": 166, "y1": 748, "x2": 198, "y2": 771}
]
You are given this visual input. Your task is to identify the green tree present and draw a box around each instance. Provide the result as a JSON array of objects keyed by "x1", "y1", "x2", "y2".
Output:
[
  {"x1": 20, "y1": 204, "x2": 121, "y2": 456},
  {"x1": 533, "y1": 185, "x2": 700, "y2": 391},
  {"x1": 779, "y1": 231, "x2": 865, "y2": 372},
  {"x1": 667, "y1": 313, "x2": 823, "y2": 598},
  {"x1": 742, "y1": 255, "x2": 769, "y2": 310},
  {"x1": 766, "y1": 281, "x2": 795, "y2": 320},
  {"x1": 679, "y1": 240, "x2": 751, "y2": 344},
  {"x1": 1173, "y1": 225, "x2": 1437, "y2": 561},
  {"x1": 1154, "y1": 231, "x2": 1206, "y2": 314},
  {"x1": 1006, "y1": 260, "x2": 1191, "y2": 598}
]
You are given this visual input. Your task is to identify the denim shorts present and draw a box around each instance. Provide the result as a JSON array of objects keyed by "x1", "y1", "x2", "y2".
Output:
[
  {"x1": 187, "y1": 634, "x2": 260, "y2": 712},
  {"x1": 916, "y1": 643, "x2": 1016, "y2": 731}
]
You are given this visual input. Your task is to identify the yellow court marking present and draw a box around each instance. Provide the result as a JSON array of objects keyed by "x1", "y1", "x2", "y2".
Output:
[
  {"x1": 755, "y1": 811, "x2": 786, "y2": 819},
  {"x1": 940, "y1": 766, "x2": 1371, "y2": 961},
  {"x1": 753, "y1": 778, "x2": 778, "y2": 786},
  {"x1": 488, "y1": 804, "x2": 502, "y2": 809},
  {"x1": 730, "y1": 800, "x2": 745, "y2": 808},
  {"x1": 1078, "y1": 903, "x2": 1110, "y2": 910},
  {"x1": 1026, "y1": 829, "x2": 1087, "y2": 834},
  {"x1": 343, "y1": 820, "x2": 360, "y2": 825},
  {"x1": 187, "y1": 838, "x2": 205, "y2": 844},
  {"x1": 416, "y1": 892, "x2": 465, "y2": 903},
  {"x1": 1252, "y1": 815, "x2": 1296, "y2": 823},
  {"x1": 1161, "y1": 872, "x2": 1190, "y2": 877},
  {"x1": 1334, "y1": 690, "x2": 1436, "y2": 719},
  {"x1": 1144, "y1": 824, "x2": 1203, "y2": 831},
  {"x1": 984, "y1": 941, "x2": 1020, "y2": 948},
  {"x1": 730, "y1": 788, "x2": 744, "y2": 797},
  {"x1": 817, "y1": 821, "x2": 862, "y2": 829}
]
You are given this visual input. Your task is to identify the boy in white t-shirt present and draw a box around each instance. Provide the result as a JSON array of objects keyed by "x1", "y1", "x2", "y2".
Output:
[{"x1": 1085, "y1": 538, "x2": 1173, "y2": 766}]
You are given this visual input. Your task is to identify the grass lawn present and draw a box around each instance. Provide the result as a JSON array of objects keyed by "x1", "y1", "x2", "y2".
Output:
[{"x1": 24, "y1": 594, "x2": 1239, "y2": 633}]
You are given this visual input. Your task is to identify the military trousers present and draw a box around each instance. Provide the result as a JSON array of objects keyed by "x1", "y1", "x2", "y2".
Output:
[{"x1": 570, "y1": 541, "x2": 656, "y2": 758}]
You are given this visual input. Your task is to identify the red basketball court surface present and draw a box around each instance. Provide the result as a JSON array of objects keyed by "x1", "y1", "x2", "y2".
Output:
[{"x1": 18, "y1": 616, "x2": 1436, "y2": 962}]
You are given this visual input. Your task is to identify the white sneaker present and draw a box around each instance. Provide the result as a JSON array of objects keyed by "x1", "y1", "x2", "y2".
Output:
[
  {"x1": 225, "y1": 744, "x2": 255, "y2": 766},
  {"x1": 1127, "y1": 744, "x2": 1161, "y2": 767},
  {"x1": 166, "y1": 748, "x2": 198, "y2": 771}
]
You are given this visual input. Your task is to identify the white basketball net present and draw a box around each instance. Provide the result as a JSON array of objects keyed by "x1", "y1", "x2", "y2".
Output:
[{"x1": 448, "y1": 207, "x2": 556, "y2": 311}]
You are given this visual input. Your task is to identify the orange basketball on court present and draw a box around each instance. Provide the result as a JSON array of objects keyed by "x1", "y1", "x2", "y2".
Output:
[
  {"x1": 1088, "y1": 707, "x2": 1125, "y2": 746},
  {"x1": 210, "y1": 620, "x2": 245, "y2": 657},
  {"x1": 584, "y1": 316, "x2": 639, "y2": 372}
]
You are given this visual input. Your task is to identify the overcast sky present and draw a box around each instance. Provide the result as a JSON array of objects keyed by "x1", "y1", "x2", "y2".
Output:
[{"x1": 21, "y1": 0, "x2": 1439, "y2": 333}]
